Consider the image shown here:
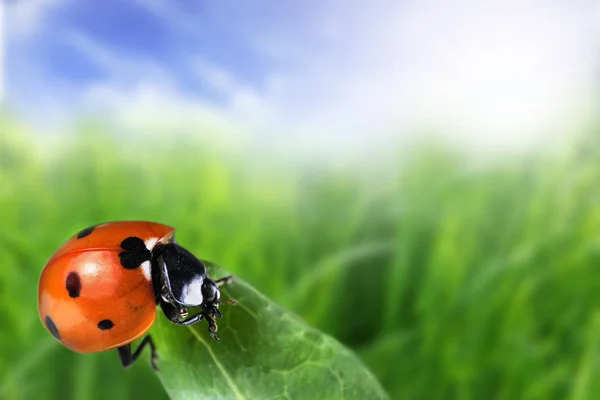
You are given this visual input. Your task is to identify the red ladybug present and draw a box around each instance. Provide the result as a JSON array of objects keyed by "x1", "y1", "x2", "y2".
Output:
[{"x1": 38, "y1": 221, "x2": 233, "y2": 369}]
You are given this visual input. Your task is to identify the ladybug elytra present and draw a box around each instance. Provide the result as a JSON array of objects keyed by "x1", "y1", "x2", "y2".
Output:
[{"x1": 37, "y1": 221, "x2": 234, "y2": 370}]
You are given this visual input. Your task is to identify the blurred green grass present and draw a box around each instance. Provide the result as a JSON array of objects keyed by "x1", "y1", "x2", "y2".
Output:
[{"x1": 1, "y1": 115, "x2": 600, "y2": 400}]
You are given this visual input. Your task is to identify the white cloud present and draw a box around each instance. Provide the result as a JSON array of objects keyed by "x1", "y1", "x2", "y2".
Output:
[
  {"x1": 0, "y1": 1, "x2": 5, "y2": 103},
  {"x1": 395, "y1": 0, "x2": 600, "y2": 151},
  {"x1": 63, "y1": 30, "x2": 176, "y2": 87},
  {"x1": 254, "y1": 0, "x2": 600, "y2": 156},
  {"x1": 190, "y1": 57, "x2": 281, "y2": 128},
  {"x1": 8, "y1": 0, "x2": 600, "y2": 164},
  {"x1": 57, "y1": 33, "x2": 249, "y2": 150},
  {"x1": 158, "y1": 0, "x2": 600, "y2": 159},
  {"x1": 5, "y1": 0, "x2": 67, "y2": 39},
  {"x1": 84, "y1": 81, "x2": 244, "y2": 139}
]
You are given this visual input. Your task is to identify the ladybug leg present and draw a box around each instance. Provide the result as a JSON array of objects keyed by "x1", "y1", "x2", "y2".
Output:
[
  {"x1": 208, "y1": 277, "x2": 237, "y2": 306},
  {"x1": 160, "y1": 299, "x2": 222, "y2": 340},
  {"x1": 117, "y1": 336, "x2": 158, "y2": 371},
  {"x1": 177, "y1": 313, "x2": 205, "y2": 326},
  {"x1": 160, "y1": 293, "x2": 221, "y2": 339},
  {"x1": 159, "y1": 298, "x2": 206, "y2": 326},
  {"x1": 169, "y1": 309, "x2": 205, "y2": 326},
  {"x1": 205, "y1": 312, "x2": 220, "y2": 340},
  {"x1": 199, "y1": 277, "x2": 239, "y2": 340},
  {"x1": 159, "y1": 297, "x2": 184, "y2": 322},
  {"x1": 214, "y1": 275, "x2": 233, "y2": 287}
]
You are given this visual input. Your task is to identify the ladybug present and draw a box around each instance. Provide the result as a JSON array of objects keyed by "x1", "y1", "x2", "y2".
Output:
[{"x1": 37, "y1": 221, "x2": 234, "y2": 370}]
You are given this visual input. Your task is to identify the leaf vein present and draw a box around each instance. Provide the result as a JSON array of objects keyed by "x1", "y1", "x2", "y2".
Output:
[
  {"x1": 329, "y1": 367, "x2": 345, "y2": 400},
  {"x1": 188, "y1": 327, "x2": 247, "y2": 400}
]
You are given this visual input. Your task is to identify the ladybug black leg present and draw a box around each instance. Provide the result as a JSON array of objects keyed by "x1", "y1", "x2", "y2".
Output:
[
  {"x1": 160, "y1": 296, "x2": 221, "y2": 339},
  {"x1": 159, "y1": 297, "x2": 184, "y2": 322},
  {"x1": 205, "y1": 313, "x2": 220, "y2": 340},
  {"x1": 160, "y1": 298, "x2": 206, "y2": 326},
  {"x1": 117, "y1": 336, "x2": 158, "y2": 371},
  {"x1": 178, "y1": 313, "x2": 205, "y2": 326}
]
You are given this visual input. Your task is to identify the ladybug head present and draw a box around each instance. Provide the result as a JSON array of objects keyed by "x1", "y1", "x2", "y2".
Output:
[
  {"x1": 152, "y1": 243, "x2": 224, "y2": 334},
  {"x1": 156, "y1": 243, "x2": 211, "y2": 307}
]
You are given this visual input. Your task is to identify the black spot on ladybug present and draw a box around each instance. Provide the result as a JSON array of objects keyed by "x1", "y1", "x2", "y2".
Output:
[
  {"x1": 45, "y1": 316, "x2": 61, "y2": 340},
  {"x1": 65, "y1": 272, "x2": 81, "y2": 298},
  {"x1": 98, "y1": 319, "x2": 114, "y2": 330},
  {"x1": 76, "y1": 225, "x2": 96, "y2": 239},
  {"x1": 119, "y1": 237, "x2": 152, "y2": 269}
]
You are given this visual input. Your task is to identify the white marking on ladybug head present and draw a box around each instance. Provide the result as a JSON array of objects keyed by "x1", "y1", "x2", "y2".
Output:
[
  {"x1": 141, "y1": 260, "x2": 151, "y2": 281},
  {"x1": 145, "y1": 238, "x2": 158, "y2": 250},
  {"x1": 180, "y1": 276, "x2": 204, "y2": 306}
]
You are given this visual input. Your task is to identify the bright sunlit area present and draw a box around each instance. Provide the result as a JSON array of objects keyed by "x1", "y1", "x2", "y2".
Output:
[
  {"x1": 5, "y1": 1, "x2": 599, "y2": 159},
  {"x1": 1, "y1": 1, "x2": 600, "y2": 399}
]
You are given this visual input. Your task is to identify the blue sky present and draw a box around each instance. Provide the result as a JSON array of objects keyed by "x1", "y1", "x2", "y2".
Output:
[{"x1": 2, "y1": 0, "x2": 600, "y2": 160}]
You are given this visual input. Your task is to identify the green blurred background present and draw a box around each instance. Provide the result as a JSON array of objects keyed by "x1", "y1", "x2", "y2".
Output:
[
  {"x1": 2, "y1": 1, "x2": 600, "y2": 399},
  {"x1": 2, "y1": 116, "x2": 600, "y2": 399}
]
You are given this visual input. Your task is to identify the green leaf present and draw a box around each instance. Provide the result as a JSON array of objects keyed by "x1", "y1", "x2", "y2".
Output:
[{"x1": 151, "y1": 263, "x2": 389, "y2": 400}]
